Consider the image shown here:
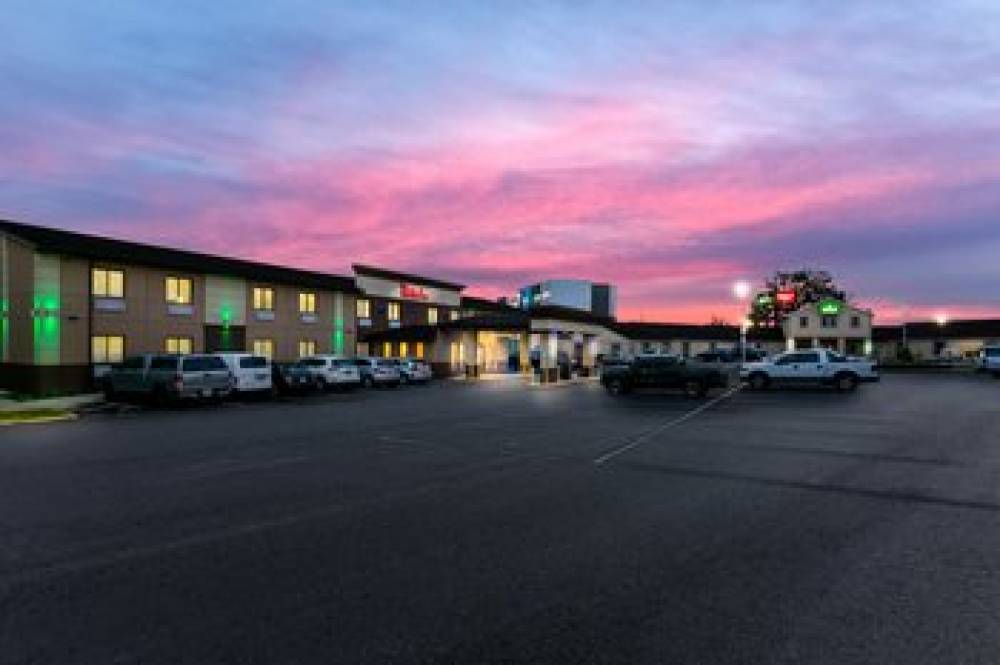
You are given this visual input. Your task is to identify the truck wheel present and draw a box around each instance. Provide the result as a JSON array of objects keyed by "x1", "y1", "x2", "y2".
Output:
[
  {"x1": 835, "y1": 372, "x2": 859, "y2": 392},
  {"x1": 749, "y1": 373, "x2": 769, "y2": 391},
  {"x1": 607, "y1": 379, "x2": 627, "y2": 395},
  {"x1": 683, "y1": 379, "x2": 705, "y2": 399}
]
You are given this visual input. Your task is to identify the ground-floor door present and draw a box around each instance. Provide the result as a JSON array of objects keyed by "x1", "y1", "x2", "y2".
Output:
[{"x1": 204, "y1": 325, "x2": 246, "y2": 353}]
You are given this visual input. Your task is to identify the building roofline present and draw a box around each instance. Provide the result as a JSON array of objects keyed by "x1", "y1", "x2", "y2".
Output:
[
  {"x1": 353, "y1": 263, "x2": 465, "y2": 291},
  {"x1": 0, "y1": 219, "x2": 360, "y2": 293}
]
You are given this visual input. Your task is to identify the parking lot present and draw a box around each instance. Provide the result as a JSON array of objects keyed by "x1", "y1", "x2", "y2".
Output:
[{"x1": 3, "y1": 373, "x2": 1000, "y2": 664}]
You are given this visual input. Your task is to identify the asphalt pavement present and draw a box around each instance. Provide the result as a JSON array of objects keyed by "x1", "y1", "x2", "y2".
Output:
[{"x1": 2, "y1": 373, "x2": 1000, "y2": 664}]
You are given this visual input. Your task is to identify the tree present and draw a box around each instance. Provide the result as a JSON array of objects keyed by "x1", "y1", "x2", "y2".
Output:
[{"x1": 748, "y1": 270, "x2": 846, "y2": 327}]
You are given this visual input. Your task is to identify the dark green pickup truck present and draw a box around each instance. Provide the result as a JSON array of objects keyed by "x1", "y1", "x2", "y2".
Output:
[{"x1": 601, "y1": 355, "x2": 729, "y2": 398}]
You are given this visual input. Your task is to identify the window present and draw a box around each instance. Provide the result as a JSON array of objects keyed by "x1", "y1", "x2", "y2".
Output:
[
  {"x1": 150, "y1": 355, "x2": 178, "y2": 370},
  {"x1": 399, "y1": 342, "x2": 409, "y2": 358},
  {"x1": 799, "y1": 316, "x2": 809, "y2": 328},
  {"x1": 121, "y1": 356, "x2": 144, "y2": 370},
  {"x1": 388, "y1": 301, "x2": 401, "y2": 322},
  {"x1": 253, "y1": 339, "x2": 274, "y2": 358},
  {"x1": 91, "y1": 335, "x2": 124, "y2": 363},
  {"x1": 415, "y1": 342, "x2": 425, "y2": 358},
  {"x1": 450, "y1": 310, "x2": 459, "y2": 321},
  {"x1": 383, "y1": 341, "x2": 393, "y2": 357},
  {"x1": 850, "y1": 315, "x2": 861, "y2": 328},
  {"x1": 298, "y1": 340, "x2": 316, "y2": 357},
  {"x1": 91, "y1": 268, "x2": 124, "y2": 298},
  {"x1": 240, "y1": 356, "x2": 268, "y2": 368},
  {"x1": 299, "y1": 292, "x2": 316, "y2": 314},
  {"x1": 165, "y1": 277, "x2": 193, "y2": 304},
  {"x1": 253, "y1": 287, "x2": 274, "y2": 311},
  {"x1": 183, "y1": 356, "x2": 226, "y2": 371},
  {"x1": 356, "y1": 299, "x2": 371, "y2": 318},
  {"x1": 165, "y1": 336, "x2": 193, "y2": 354},
  {"x1": 821, "y1": 315, "x2": 838, "y2": 329},
  {"x1": 428, "y1": 308, "x2": 438, "y2": 325},
  {"x1": 356, "y1": 342, "x2": 369, "y2": 356}
]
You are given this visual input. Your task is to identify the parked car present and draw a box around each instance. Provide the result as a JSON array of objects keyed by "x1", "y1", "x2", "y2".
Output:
[
  {"x1": 272, "y1": 361, "x2": 314, "y2": 395},
  {"x1": 979, "y1": 346, "x2": 1000, "y2": 377},
  {"x1": 216, "y1": 353, "x2": 272, "y2": 395},
  {"x1": 354, "y1": 357, "x2": 402, "y2": 388},
  {"x1": 695, "y1": 348, "x2": 767, "y2": 363},
  {"x1": 298, "y1": 355, "x2": 362, "y2": 390},
  {"x1": 601, "y1": 355, "x2": 729, "y2": 398},
  {"x1": 740, "y1": 349, "x2": 879, "y2": 392},
  {"x1": 396, "y1": 358, "x2": 433, "y2": 384},
  {"x1": 147, "y1": 354, "x2": 233, "y2": 402},
  {"x1": 104, "y1": 354, "x2": 157, "y2": 401}
]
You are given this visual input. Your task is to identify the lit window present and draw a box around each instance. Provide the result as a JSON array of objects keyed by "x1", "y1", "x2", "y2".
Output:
[
  {"x1": 388, "y1": 301, "x2": 401, "y2": 322},
  {"x1": 253, "y1": 287, "x2": 274, "y2": 311},
  {"x1": 299, "y1": 292, "x2": 316, "y2": 314},
  {"x1": 253, "y1": 338, "x2": 274, "y2": 358},
  {"x1": 92, "y1": 269, "x2": 124, "y2": 298},
  {"x1": 428, "y1": 308, "x2": 438, "y2": 325},
  {"x1": 298, "y1": 340, "x2": 316, "y2": 357},
  {"x1": 165, "y1": 336, "x2": 193, "y2": 354},
  {"x1": 449, "y1": 310, "x2": 459, "y2": 321},
  {"x1": 165, "y1": 277, "x2": 193, "y2": 304},
  {"x1": 415, "y1": 342, "x2": 424, "y2": 358},
  {"x1": 356, "y1": 342, "x2": 369, "y2": 356},
  {"x1": 383, "y1": 341, "x2": 392, "y2": 357},
  {"x1": 399, "y1": 342, "x2": 409, "y2": 358},
  {"x1": 91, "y1": 335, "x2": 124, "y2": 363},
  {"x1": 356, "y1": 299, "x2": 371, "y2": 318}
]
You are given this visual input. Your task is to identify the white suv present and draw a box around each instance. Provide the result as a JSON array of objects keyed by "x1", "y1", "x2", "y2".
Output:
[
  {"x1": 216, "y1": 353, "x2": 272, "y2": 394},
  {"x1": 299, "y1": 355, "x2": 362, "y2": 391},
  {"x1": 980, "y1": 346, "x2": 1000, "y2": 377}
]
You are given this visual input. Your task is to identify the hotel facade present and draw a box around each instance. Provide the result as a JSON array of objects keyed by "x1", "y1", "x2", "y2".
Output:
[{"x1": 3, "y1": 219, "x2": 997, "y2": 395}]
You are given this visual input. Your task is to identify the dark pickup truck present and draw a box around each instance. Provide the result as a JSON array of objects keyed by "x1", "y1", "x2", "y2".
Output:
[{"x1": 601, "y1": 355, "x2": 729, "y2": 398}]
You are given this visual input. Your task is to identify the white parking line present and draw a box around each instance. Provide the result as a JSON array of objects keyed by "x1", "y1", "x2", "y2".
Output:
[{"x1": 593, "y1": 385, "x2": 742, "y2": 466}]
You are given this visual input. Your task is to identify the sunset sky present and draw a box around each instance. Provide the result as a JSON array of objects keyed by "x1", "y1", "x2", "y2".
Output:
[{"x1": 2, "y1": 1, "x2": 999, "y2": 323}]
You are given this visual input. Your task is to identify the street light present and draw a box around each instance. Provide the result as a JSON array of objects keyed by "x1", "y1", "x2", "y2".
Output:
[
  {"x1": 733, "y1": 280, "x2": 752, "y2": 364},
  {"x1": 733, "y1": 280, "x2": 752, "y2": 301},
  {"x1": 935, "y1": 312, "x2": 949, "y2": 327}
]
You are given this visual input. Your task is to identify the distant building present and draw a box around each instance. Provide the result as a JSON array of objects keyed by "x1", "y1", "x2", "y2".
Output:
[
  {"x1": 519, "y1": 279, "x2": 617, "y2": 318},
  {"x1": 781, "y1": 299, "x2": 873, "y2": 356}
]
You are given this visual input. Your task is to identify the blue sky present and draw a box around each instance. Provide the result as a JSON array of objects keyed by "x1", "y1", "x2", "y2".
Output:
[{"x1": 2, "y1": 1, "x2": 1000, "y2": 321}]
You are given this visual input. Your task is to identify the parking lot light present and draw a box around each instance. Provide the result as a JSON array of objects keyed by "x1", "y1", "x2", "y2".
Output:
[
  {"x1": 733, "y1": 280, "x2": 751, "y2": 301},
  {"x1": 733, "y1": 281, "x2": 752, "y2": 364}
]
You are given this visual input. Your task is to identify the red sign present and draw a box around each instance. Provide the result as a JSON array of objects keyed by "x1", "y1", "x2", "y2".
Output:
[
  {"x1": 400, "y1": 283, "x2": 429, "y2": 300},
  {"x1": 776, "y1": 290, "x2": 797, "y2": 305}
]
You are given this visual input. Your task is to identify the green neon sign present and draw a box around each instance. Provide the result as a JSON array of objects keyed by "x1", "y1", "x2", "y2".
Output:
[
  {"x1": 756, "y1": 294, "x2": 773, "y2": 305},
  {"x1": 817, "y1": 299, "x2": 843, "y2": 315}
]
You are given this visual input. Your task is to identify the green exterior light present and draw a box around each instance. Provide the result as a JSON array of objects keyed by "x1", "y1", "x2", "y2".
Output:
[
  {"x1": 817, "y1": 299, "x2": 843, "y2": 315},
  {"x1": 756, "y1": 294, "x2": 773, "y2": 305},
  {"x1": 333, "y1": 316, "x2": 345, "y2": 355}
]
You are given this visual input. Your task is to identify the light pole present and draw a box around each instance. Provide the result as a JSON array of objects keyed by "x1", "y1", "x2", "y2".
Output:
[{"x1": 733, "y1": 280, "x2": 752, "y2": 364}]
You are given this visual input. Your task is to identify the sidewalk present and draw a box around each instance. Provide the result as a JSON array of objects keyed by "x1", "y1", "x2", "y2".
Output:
[
  {"x1": 0, "y1": 392, "x2": 105, "y2": 425},
  {"x1": 0, "y1": 392, "x2": 105, "y2": 413}
]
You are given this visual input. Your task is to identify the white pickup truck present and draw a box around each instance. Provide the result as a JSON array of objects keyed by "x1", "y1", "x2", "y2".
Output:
[{"x1": 740, "y1": 349, "x2": 879, "y2": 392}]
